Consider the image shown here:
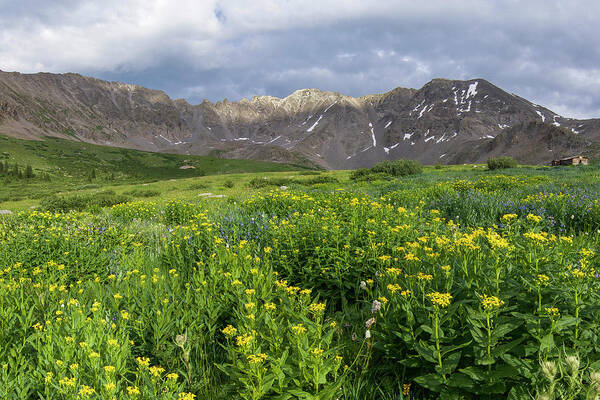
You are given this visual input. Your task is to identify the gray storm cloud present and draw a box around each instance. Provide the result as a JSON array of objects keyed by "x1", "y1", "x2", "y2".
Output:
[{"x1": 0, "y1": 0, "x2": 599, "y2": 118}]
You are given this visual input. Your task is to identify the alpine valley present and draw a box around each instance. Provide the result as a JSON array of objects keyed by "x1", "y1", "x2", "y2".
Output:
[{"x1": 1, "y1": 70, "x2": 599, "y2": 168}]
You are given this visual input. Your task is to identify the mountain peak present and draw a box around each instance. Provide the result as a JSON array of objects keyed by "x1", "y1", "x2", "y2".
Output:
[{"x1": 0, "y1": 70, "x2": 597, "y2": 169}]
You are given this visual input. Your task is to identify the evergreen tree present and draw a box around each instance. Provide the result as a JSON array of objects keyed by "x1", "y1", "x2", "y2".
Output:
[{"x1": 25, "y1": 165, "x2": 34, "y2": 179}]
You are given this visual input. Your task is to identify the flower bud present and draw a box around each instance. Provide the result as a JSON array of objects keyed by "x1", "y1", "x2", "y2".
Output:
[
  {"x1": 565, "y1": 355, "x2": 580, "y2": 376},
  {"x1": 590, "y1": 371, "x2": 600, "y2": 388},
  {"x1": 540, "y1": 360, "x2": 557, "y2": 382},
  {"x1": 175, "y1": 334, "x2": 187, "y2": 347},
  {"x1": 371, "y1": 300, "x2": 382, "y2": 314}
]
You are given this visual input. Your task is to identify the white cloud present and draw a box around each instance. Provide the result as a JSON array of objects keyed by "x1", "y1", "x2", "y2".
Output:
[{"x1": 1, "y1": 0, "x2": 600, "y2": 117}]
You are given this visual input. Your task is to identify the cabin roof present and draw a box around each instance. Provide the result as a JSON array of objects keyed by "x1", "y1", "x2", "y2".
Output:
[{"x1": 558, "y1": 155, "x2": 588, "y2": 161}]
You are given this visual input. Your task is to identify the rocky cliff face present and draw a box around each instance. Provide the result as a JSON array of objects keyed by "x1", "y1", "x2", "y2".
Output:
[{"x1": 1, "y1": 70, "x2": 599, "y2": 168}]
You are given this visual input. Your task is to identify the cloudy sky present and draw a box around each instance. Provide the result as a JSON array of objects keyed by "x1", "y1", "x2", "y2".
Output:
[{"x1": 1, "y1": 0, "x2": 599, "y2": 118}]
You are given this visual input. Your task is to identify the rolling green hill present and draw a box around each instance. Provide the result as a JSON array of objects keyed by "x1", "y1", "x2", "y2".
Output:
[{"x1": 0, "y1": 134, "x2": 314, "y2": 206}]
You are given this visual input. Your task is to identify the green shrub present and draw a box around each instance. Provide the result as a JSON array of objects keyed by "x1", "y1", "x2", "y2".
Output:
[
  {"x1": 223, "y1": 180, "x2": 235, "y2": 188},
  {"x1": 487, "y1": 156, "x2": 518, "y2": 170},
  {"x1": 187, "y1": 183, "x2": 208, "y2": 190},
  {"x1": 350, "y1": 159, "x2": 423, "y2": 181},
  {"x1": 349, "y1": 169, "x2": 389, "y2": 182},
  {"x1": 41, "y1": 191, "x2": 130, "y2": 212},
  {"x1": 372, "y1": 159, "x2": 423, "y2": 176}
]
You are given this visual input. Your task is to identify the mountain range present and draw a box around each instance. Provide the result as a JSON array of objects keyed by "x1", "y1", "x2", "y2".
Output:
[{"x1": 1, "y1": 70, "x2": 599, "y2": 168}]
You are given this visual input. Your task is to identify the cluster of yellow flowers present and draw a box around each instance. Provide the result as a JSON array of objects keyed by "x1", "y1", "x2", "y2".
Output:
[
  {"x1": 545, "y1": 307, "x2": 560, "y2": 318},
  {"x1": 309, "y1": 302, "x2": 326, "y2": 313},
  {"x1": 427, "y1": 292, "x2": 453, "y2": 308},
  {"x1": 481, "y1": 295, "x2": 505, "y2": 310},
  {"x1": 236, "y1": 331, "x2": 255, "y2": 347},
  {"x1": 247, "y1": 353, "x2": 268, "y2": 364},
  {"x1": 291, "y1": 324, "x2": 307, "y2": 335},
  {"x1": 222, "y1": 325, "x2": 237, "y2": 337}
]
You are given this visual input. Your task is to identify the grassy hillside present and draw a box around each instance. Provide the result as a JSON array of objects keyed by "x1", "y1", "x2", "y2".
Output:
[
  {"x1": 0, "y1": 135, "x2": 311, "y2": 178},
  {"x1": 0, "y1": 134, "x2": 313, "y2": 206}
]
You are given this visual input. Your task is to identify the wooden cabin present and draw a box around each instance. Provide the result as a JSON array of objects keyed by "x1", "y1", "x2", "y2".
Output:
[{"x1": 551, "y1": 155, "x2": 589, "y2": 166}]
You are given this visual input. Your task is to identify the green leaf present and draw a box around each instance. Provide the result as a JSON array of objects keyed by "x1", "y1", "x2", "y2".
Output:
[
  {"x1": 436, "y1": 351, "x2": 461, "y2": 375},
  {"x1": 398, "y1": 357, "x2": 422, "y2": 368},
  {"x1": 491, "y1": 337, "x2": 525, "y2": 359},
  {"x1": 488, "y1": 364, "x2": 519, "y2": 381},
  {"x1": 445, "y1": 372, "x2": 476, "y2": 389},
  {"x1": 470, "y1": 326, "x2": 486, "y2": 344},
  {"x1": 414, "y1": 373, "x2": 445, "y2": 392},
  {"x1": 539, "y1": 333, "x2": 555, "y2": 353},
  {"x1": 555, "y1": 316, "x2": 577, "y2": 331},
  {"x1": 459, "y1": 366, "x2": 486, "y2": 381},
  {"x1": 492, "y1": 320, "x2": 522, "y2": 339},
  {"x1": 415, "y1": 341, "x2": 438, "y2": 364},
  {"x1": 501, "y1": 354, "x2": 533, "y2": 379},
  {"x1": 420, "y1": 324, "x2": 433, "y2": 335},
  {"x1": 441, "y1": 340, "x2": 473, "y2": 357},
  {"x1": 508, "y1": 385, "x2": 530, "y2": 400}
]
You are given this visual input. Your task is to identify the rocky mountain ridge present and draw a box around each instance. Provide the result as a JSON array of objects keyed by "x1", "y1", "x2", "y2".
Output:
[{"x1": 1, "y1": 70, "x2": 599, "y2": 168}]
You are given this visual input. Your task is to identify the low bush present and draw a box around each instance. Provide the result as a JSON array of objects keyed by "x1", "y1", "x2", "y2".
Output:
[
  {"x1": 371, "y1": 159, "x2": 423, "y2": 176},
  {"x1": 41, "y1": 190, "x2": 130, "y2": 212},
  {"x1": 487, "y1": 156, "x2": 518, "y2": 170},
  {"x1": 350, "y1": 159, "x2": 423, "y2": 181},
  {"x1": 187, "y1": 182, "x2": 209, "y2": 190},
  {"x1": 303, "y1": 176, "x2": 338, "y2": 185}
]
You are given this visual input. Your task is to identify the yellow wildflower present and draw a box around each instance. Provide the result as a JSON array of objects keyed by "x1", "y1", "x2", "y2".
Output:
[
  {"x1": 309, "y1": 303, "x2": 326, "y2": 313},
  {"x1": 78, "y1": 385, "x2": 95, "y2": 398},
  {"x1": 427, "y1": 292, "x2": 452, "y2": 308},
  {"x1": 222, "y1": 325, "x2": 237, "y2": 337},
  {"x1": 291, "y1": 324, "x2": 307, "y2": 335},
  {"x1": 127, "y1": 386, "x2": 140, "y2": 396},
  {"x1": 136, "y1": 357, "x2": 150, "y2": 368},
  {"x1": 247, "y1": 353, "x2": 268, "y2": 364},
  {"x1": 481, "y1": 295, "x2": 504, "y2": 310}
]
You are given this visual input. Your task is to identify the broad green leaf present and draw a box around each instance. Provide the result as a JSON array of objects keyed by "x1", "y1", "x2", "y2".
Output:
[{"x1": 414, "y1": 373, "x2": 444, "y2": 392}]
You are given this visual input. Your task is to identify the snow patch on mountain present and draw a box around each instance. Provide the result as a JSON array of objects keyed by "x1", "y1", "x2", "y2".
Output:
[
  {"x1": 306, "y1": 115, "x2": 323, "y2": 132},
  {"x1": 323, "y1": 102, "x2": 337, "y2": 113},
  {"x1": 300, "y1": 114, "x2": 313, "y2": 126},
  {"x1": 536, "y1": 110, "x2": 545, "y2": 122},
  {"x1": 369, "y1": 123, "x2": 376, "y2": 147},
  {"x1": 466, "y1": 81, "x2": 478, "y2": 98}
]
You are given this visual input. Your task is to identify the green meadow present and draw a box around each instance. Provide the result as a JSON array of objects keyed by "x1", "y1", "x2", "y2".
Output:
[{"x1": 4, "y1": 135, "x2": 600, "y2": 399}]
